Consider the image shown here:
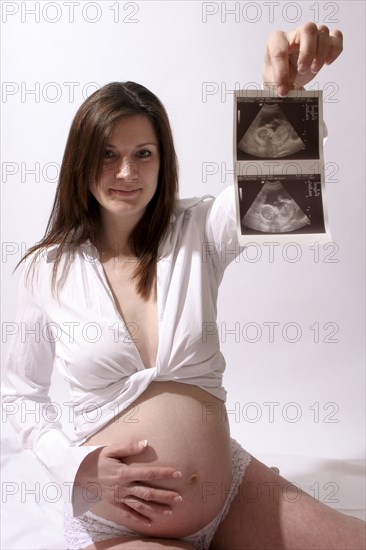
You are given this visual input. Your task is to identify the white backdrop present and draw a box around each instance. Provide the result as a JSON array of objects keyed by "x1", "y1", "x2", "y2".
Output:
[{"x1": 1, "y1": 1, "x2": 365, "y2": 548}]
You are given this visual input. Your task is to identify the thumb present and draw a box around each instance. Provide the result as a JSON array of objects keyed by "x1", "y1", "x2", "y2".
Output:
[{"x1": 106, "y1": 439, "x2": 148, "y2": 459}]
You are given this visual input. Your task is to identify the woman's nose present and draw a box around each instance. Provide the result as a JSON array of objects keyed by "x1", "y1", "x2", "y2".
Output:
[{"x1": 115, "y1": 158, "x2": 138, "y2": 180}]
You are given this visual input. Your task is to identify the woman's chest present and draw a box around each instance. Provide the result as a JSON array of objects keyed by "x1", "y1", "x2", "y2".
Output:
[
  {"x1": 101, "y1": 259, "x2": 159, "y2": 370},
  {"x1": 45, "y1": 243, "x2": 219, "y2": 384}
]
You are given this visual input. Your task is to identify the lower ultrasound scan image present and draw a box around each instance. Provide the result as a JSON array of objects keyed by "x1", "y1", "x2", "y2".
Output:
[
  {"x1": 238, "y1": 103, "x2": 305, "y2": 158},
  {"x1": 242, "y1": 180, "x2": 311, "y2": 233}
]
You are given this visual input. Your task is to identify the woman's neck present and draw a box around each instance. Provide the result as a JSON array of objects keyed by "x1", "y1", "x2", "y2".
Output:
[{"x1": 95, "y1": 211, "x2": 141, "y2": 261}]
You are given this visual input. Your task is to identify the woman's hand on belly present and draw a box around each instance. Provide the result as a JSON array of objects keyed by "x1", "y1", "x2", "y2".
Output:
[
  {"x1": 77, "y1": 383, "x2": 233, "y2": 537},
  {"x1": 75, "y1": 439, "x2": 183, "y2": 527}
]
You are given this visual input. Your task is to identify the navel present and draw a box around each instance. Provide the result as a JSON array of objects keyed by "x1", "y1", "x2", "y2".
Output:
[{"x1": 189, "y1": 473, "x2": 198, "y2": 485}]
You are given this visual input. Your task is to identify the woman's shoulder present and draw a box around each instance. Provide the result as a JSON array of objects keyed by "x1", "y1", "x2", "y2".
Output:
[
  {"x1": 18, "y1": 242, "x2": 82, "y2": 290},
  {"x1": 173, "y1": 186, "x2": 235, "y2": 220},
  {"x1": 173, "y1": 194, "x2": 215, "y2": 219},
  {"x1": 20, "y1": 242, "x2": 77, "y2": 269}
]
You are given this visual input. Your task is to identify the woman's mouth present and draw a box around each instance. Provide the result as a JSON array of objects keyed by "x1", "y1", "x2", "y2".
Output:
[{"x1": 110, "y1": 188, "x2": 141, "y2": 197}]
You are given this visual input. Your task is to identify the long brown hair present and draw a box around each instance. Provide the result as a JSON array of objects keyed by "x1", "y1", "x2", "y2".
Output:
[{"x1": 16, "y1": 82, "x2": 179, "y2": 298}]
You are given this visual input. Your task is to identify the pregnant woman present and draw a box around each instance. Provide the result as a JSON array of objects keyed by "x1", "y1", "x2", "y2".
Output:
[{"x1": 3, "y1": 22, "x2": 365, "y2": 550}]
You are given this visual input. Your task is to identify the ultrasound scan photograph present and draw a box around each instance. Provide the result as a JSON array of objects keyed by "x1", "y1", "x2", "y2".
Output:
[
  {"x1": 242, "y1": 180, "x2": 310, "y2": 233},
  {"x1": 235, "y1": 92, "x2": 321, "y2": 162},
  {"x1": 238, "y1": 174, "x2": 326, "y2": 237},
  {"x1": 237, "y1": 103, "x2": 306, "y2": 159},
  {"x1": 234, "y1": 90, "x2": 328, "y2": 243}
]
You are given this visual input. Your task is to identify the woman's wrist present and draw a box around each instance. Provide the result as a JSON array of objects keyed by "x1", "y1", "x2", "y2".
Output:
[{"x1": 74, "y1": 447, "x2": 102, "y2": 488}]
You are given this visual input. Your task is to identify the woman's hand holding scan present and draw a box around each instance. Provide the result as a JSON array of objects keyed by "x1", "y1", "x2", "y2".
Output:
[
  {"x1": 263, "y1": 21, "x2": 343, "y2": 96},
  {"x1": 74, "y1": 439, "x2": 182, "y2": 526}
]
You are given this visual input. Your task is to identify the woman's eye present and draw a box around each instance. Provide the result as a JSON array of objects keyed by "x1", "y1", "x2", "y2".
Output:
[
  {"x1": 104, "y1": 150, "x2": 115, "y2": 159},
  {"x1": 136, "y1": 150, "x2": 151, "y2": 158}
]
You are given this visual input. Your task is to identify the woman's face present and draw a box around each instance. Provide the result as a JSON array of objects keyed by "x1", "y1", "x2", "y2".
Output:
[{"x1": 90, "y1": 114, "x2": 160, "y2": 225}]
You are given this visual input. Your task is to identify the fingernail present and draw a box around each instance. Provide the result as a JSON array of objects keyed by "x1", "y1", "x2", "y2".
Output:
[
  {"x1": 138, "y1": 440, "x2": 148, "y2": 449},
  {"x1": 297, "y1": 63, "x2": 307, "y2": 74},
  {"x1": 143, "y1": 520, "x2": 151, "y2": 527},
  {"x1": 174, "y1": 495, "x2": 183, "y2": 503},
  {"x1": 278, "y1": 86, "x2": 287, "y2": 98},
  {"x1": 172, "y1": 471, "x2": 182, "y2": 478},
  {"x1": 163, "y1": 510, "x2": 173, "y2": 515}
]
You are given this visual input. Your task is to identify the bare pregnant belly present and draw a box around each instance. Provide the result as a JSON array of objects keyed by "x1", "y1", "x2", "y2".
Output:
[{"x1": 82, "y1": 381, "x2": 232, "y2": 538}]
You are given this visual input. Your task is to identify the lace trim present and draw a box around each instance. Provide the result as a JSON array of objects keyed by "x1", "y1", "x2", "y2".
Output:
[
  {"x1": 182, "y1": 439, "x2": 252, "y2": 549},
  {"x1": 64, "y1": 510, "x2": 137, "y2": 549},
  {"x1": 220, "y1": 439, "x2": 252, "y2": 525}
]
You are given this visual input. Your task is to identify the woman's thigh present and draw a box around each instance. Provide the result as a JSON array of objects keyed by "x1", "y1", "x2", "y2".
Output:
[
  {"x1": 211, "y1": 456, "x2": 366, "y2": 550},
  {"x1": 84, "y1": 536, "x2": 195, "y2": 549}
]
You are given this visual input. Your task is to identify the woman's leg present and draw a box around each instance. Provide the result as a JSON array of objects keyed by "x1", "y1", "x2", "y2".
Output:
[
  {"x1": 84, "y1": 537, "x2": 195, "y2": 549},
  {"x1": 211, "y1": 456, "x2": 366, "y2": 550}
]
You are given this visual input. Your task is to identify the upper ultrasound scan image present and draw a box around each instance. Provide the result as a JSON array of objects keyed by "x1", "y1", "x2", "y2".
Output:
[{"x1": 238, "y1": 103, "x2": 306, "y2": 158}]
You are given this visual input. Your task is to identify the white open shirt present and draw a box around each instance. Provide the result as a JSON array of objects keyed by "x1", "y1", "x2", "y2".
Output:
[{"x1": 2, "y1": 185, "x2": 240, "y2": 516}]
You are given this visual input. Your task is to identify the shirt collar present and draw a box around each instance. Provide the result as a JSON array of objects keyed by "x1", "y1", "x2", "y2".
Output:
[
  {"x1": 48, "y1": 209, "x2": 177, "y2": 263},
  {"x1": 44, "y1": 241, "x2": 100, "y2": 263},
  {"x1": 80, "y1": 240, "x2": 100, "y2": 261}
]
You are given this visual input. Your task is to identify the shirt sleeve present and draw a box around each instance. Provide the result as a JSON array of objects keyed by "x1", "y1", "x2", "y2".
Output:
[
  {"x1": 204, "y1": 185, "x2": 244, "y2": 277},
  {"x1": 1, "y1": 255, "x2": 103, "y2": 516}
]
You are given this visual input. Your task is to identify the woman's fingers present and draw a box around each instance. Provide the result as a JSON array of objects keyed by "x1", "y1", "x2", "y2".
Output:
[
  {"x1": 103, "y1": 441, "x2": 182, "y2": 481},
  {"x1": 116, "y1": 484, "x2": 183, "y2": 505},
  {"x1": 294, "y1": 21, "x2": 320, "y2": 74},
  {"x1": 325, "y1": 29, "x2": 344, "y2": 64},
  {"x1": 263, "y1": 30, "x2": 290, "y2": 95},
  {"x1": 120, "y1": 495, "x2": 175, "y2": 517},
  {"x1": 105, "y1": 439, "x2": 150, "y2": 458},
  {"x1": 103, "y1": 480, "x2": 183, "y2": 508},
  {"x1": 310, "y1": 25, "x2": 330, "y2": 73},
  {"x1": 105, "y1": 485, "x2": 184, "y2": 526},
  {"x1": 263, "y1": 22, "x2": 343, "y2": 96},
  {"x1": 118, "y1": 464, "x2": 182, "y2": 482},
  {"x1": 114, "y1": 495, "x2": 180, "y2": 528},
  {"x1": 296, "y1": 24, "x2": 343, "y2": 73},
  {"x1": 105, "y1": 441, "x2": 182, "y2": 480},
  {"x1": 117, "y1": 501, "x2": 152, "y2": 527},
  {"x1": 97, "y1": 441, "x2": 183, "y2": 509}
]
